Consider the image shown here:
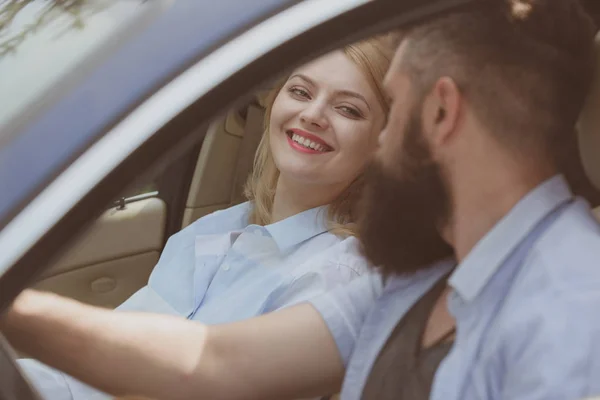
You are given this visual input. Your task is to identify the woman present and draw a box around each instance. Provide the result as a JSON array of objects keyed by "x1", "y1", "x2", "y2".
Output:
[{"x1": 18, "y1": 34, "x2": 397, "y2": 399}]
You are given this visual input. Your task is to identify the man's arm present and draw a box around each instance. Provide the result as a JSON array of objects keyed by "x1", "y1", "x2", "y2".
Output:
[{"x1": 1, "y1": 290, "x2": 343, "y2": 400}]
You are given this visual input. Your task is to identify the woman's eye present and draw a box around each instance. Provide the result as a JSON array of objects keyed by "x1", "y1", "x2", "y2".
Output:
[
  {"x1": 339, "y1": 106, "x2": 363, "y2": 119},
  {"x1": 289, "y1": 87, "x2": 310, "y2": 99}
]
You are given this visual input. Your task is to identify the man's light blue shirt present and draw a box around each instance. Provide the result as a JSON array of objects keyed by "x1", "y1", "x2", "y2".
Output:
[
  {"x1": 22, "y1": 202, "x2": 369, "y2": 399},
  {"x1": 311, "y1": 175, "x2": 600, "y2": 399}
]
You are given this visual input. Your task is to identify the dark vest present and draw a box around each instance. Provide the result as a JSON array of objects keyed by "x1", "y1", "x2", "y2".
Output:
[{"x1": 361, "y1": 274, "x2": 454, "y2": 400}]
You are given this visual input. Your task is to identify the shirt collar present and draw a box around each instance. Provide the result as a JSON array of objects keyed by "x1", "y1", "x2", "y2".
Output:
[
  {"x1": 263, "y1": 205, "x2": 330, "y2": 252},
  {"x1": 449, "y1": 174, "x2": 573, "y2": 302}
]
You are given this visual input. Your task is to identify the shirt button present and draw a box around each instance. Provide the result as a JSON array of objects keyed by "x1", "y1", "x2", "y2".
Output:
[{"x1": 221, "y1": 263, "x2": 231, "y2": 271}]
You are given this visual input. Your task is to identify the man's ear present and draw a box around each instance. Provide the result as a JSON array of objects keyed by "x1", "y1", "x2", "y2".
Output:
[{"x1": 421, "y1": 77, "x2": 461, "y2": 149}]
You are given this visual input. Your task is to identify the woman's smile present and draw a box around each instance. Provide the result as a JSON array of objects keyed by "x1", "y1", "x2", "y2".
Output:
[{"x1": 285, "y1": 128, "x2": 333, "y2": 154}]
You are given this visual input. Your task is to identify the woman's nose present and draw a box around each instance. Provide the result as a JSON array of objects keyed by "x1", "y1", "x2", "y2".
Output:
[{"x1": 300, "y1": 102, "x2": 329, "y2": 130}]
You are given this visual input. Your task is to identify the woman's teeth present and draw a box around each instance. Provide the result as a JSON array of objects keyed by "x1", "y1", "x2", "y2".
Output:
[{"x1": 291, "y1": 133, "x2": 327, "y2": 152}]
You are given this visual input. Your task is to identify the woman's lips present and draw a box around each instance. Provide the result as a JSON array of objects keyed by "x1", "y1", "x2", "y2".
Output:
[{"x1": 286, "y1": 129, "x2": 333, "y2": 154}]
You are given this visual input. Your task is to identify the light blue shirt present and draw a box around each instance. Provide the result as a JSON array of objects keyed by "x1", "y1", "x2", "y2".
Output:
[
  {"x1": 21, "y1": 202, "x2": 369, "y2": 399},
  {"x1": 311, "y1": 175, "x2": 600, "y2": 399},
  {"x1": 119, "y1": 202, "x2": 367, "y2": 320}
]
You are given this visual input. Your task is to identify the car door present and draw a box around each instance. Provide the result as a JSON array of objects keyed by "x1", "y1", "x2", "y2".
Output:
[
  {"x1": 0, "y1": 0, "x2": 209, "y2": 309},
  {"x1": 32, "y1": 98, "x2": 267, "y2": 309},
  {"x1": 0, "y1": 0, "x2": 482, "y2": 398}
]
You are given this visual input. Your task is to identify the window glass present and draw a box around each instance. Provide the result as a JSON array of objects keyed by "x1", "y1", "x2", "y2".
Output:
[{"x1": 0, "y1": 0, "x2": 174, "y2": 132}]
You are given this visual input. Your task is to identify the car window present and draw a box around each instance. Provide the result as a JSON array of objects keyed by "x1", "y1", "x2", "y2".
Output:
[{"x1": 0, "y1": 0, "x2": 173, "y2": 133}]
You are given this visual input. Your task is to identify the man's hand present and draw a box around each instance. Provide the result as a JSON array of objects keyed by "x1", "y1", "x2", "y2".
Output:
[
  {"x1": 0, "y1": 289, "x2": 343, "y2": 400},
  {"x1": 1, "y1": 290, "x2": 65, "y2": 352}
]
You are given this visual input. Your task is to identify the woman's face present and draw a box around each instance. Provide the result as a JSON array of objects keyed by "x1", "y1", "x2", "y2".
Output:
[{"x1": 269, "y1": 50, "x2": 386, "y2": 194}]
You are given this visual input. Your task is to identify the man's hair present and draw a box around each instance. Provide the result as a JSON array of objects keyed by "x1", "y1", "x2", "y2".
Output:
[{"x1": 400, "y1": 0, "x2": 597, "y2": 163}]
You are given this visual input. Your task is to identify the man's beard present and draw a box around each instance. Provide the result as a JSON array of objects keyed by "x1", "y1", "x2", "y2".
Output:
[{"x1": 358, "y1": 112, "x2": 454, "y2": 277}]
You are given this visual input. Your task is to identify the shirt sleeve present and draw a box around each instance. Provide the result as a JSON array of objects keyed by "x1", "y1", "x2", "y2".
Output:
[
  {"x1": 115, "y1": 285, "x2": 181, "y2": 316},
  {"x1": 309, "y1": 273, "x2": 383, "y2": 367},
  {"x1": 499, "y1": 292, "x2": 600, "y2": 399},
  {"x1": 265, "y1": 236, "x2": 369, "y2": 308},
  {"x1": 266, "y1": 264, "x2": 357, "y2": 310}
]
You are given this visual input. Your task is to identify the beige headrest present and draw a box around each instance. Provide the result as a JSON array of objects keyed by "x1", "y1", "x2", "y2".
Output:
[
  {"x1": 256, "y1": 88, "x2": 272, "y2": 109},
  {"x1": 577, "y1": 33, "x2": 600, "y2": 191}
]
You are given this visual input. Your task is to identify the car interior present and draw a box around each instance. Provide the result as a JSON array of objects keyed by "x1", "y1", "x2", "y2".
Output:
[
  {"x1": 30, "y1": 91, "x2": 269, "y2": 309},
  {"x1": 2, "y1": 3, "x2": 599, "y2": 400},
  {"x1": 28, "y1": 31, "x2": 600, "y2": 313},
  {"x1": 20, "y1": 32, "x2": 600, "y2": 400}
]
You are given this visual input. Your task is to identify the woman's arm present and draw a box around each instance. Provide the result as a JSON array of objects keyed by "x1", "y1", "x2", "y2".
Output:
[{"x1": 1, "y1": 290, "x2": 343, "y2": 400}]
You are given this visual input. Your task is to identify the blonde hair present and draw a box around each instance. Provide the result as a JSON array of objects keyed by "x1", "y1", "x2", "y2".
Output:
[{"x1": 245, "y1": 34, "x2": 397, "y2": 236}]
